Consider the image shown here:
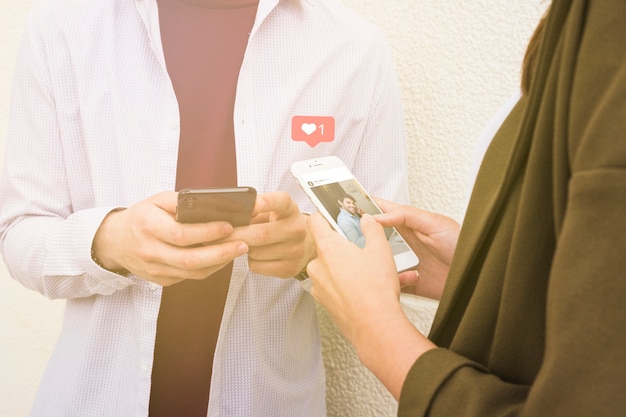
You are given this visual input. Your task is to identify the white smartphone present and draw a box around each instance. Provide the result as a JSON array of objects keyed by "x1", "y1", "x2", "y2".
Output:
[{"x1": 290, "y1": 156, "x2": 419, "y2": 273}]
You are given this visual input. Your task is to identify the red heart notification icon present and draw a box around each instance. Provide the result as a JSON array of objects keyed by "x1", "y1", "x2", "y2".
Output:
[{"x1": 291, "y1": 116, "x2": 335, "y2": 147}]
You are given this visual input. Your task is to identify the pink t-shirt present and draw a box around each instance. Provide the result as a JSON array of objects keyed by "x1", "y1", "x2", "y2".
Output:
[{"x1": 150, "y1": 1, "x2": 258, "y2": 416}]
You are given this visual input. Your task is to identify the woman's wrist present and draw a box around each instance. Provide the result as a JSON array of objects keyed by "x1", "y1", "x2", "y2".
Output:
[{"x1": 352, "y1": 305, "x2": 434, "y2": 400}]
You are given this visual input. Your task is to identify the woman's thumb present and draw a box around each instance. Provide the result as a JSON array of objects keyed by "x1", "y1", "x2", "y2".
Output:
[{"x1": 360, "y1": 214, "x2": 390, "y2": 252}]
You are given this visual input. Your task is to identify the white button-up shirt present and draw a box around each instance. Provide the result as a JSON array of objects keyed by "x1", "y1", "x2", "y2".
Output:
[{"x1": 0, "y1": 0, "x2": 409, "y2": 415}]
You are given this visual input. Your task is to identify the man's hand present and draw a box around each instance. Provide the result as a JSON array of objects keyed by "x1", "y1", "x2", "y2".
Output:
[
  {"x1": 91, "y1": 191, "x2": 249, "y2": 286},
  {"x1": 229, "y1": 192, "x2": 315, "y2": 278}
]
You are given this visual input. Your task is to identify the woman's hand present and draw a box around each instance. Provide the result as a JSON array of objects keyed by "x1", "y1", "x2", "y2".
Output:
[
  {"x1": 307, "y1": 212, "x2": 401, "y2": 344},
  {"x1": 306, "y1": 212, "x2": 435, "y2": 399},
  {"x1": 374, "y1": 198, "x2": 460, "y2": 300}
]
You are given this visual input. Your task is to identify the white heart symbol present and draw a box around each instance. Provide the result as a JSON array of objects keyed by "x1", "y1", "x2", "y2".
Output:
[{"x1": 301, "y1": 123, "x2": 317, "y2": 135}]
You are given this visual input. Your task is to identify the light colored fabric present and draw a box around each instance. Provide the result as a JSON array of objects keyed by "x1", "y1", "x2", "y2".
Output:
[{"x1": 0, "y1": 0, "x2": 409, "y2": 416}]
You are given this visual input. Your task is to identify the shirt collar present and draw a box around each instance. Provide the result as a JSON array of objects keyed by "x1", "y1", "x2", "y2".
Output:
[
  {"x1": 135, "y1": 0, "x2": 316, "y2": 61},
  {"x1": 254, "y1": 0, "x2": 315, "y2": 34},
  {"x1": 339, "y1": 208, "x2": 357, "y2": 218}
]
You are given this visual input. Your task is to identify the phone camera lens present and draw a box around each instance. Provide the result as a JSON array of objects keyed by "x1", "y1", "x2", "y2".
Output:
[{"x1": 184, "y1": 196, "x2": 197, "y2": 209}]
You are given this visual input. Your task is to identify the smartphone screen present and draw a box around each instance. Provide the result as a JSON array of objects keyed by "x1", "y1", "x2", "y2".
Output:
[
  {"x1": 176, "y1": 187, "x2": 257, "y2": 226},
  {"x1": 291, "y1": 157, "x2": 419, "y2": 272}
]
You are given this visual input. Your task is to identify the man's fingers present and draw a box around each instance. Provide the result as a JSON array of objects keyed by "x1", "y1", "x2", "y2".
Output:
[
  {"x1": 252, "y1": 192, "x2": 296, "y2": 218},
  {"x1": 161, "y1": 220, "x2": 234, "y2": 248},
  {"x1": 141, "y1": 190, "x2": 238, "y2": 247},
  {"x1": 228, "y1": 221, "x2": 273, "y2": 246},
  {"x1": 150, "y1": 190, "x2": 179, "y2": 215}
]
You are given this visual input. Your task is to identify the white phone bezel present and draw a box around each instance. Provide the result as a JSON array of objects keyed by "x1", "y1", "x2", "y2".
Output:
[{"x1": 291, "y1": 156, "x2": 419, "y2": 272}]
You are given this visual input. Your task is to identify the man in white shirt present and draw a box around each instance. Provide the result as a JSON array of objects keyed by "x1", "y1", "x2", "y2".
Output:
[
  {"x1": 0, "y1": 0, "x2": 409, "y2": 416},
  {"x1": 336, "y1": 194, "x2": 366, "y2": 248}
]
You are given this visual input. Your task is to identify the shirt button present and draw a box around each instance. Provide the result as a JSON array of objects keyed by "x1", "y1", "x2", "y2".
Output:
[
  {"x1": 149, "y1": 282, "x2": 160, "y2": 291},
  {"x1": 141, "y1": 363, "x2": 150, "y2": 373}
]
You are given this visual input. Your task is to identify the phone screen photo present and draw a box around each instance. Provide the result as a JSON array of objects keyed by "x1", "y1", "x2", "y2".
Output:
[{"x1": 291, "y1": 157, "x2": 419, "y2": 272}]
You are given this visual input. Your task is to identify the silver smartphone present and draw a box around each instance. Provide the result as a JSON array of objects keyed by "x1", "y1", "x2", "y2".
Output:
[
  {"x1": 176, "y1": 187, "x2": 257, "y2": 226},
  {"x1": 291, "y1": 156, "x2": 419, "y2": 272}
]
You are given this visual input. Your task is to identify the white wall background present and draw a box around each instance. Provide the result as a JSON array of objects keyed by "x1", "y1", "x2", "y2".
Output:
[{"x1": 0, "y1": 1, "x2": 546, "y2": 416}]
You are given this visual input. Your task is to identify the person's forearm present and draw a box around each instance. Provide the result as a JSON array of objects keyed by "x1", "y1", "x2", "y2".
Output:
[
  {"x1": 1, "y1": 207, "x2": 133, "y2": 298},
  {"x1": 351, "y1": 304, "x2": 436, "y2": 400}
]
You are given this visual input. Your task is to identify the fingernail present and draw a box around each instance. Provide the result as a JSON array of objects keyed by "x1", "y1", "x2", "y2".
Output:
[
  {"x1": 256, "y1": 197, "x2": 268, "y2": 211},
  {"x1": 362, "y1": 213, "x2": 375, "y2": 222},
  {"x1": 238, "y1": 243, "x2": 249, "y2": 254}
]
